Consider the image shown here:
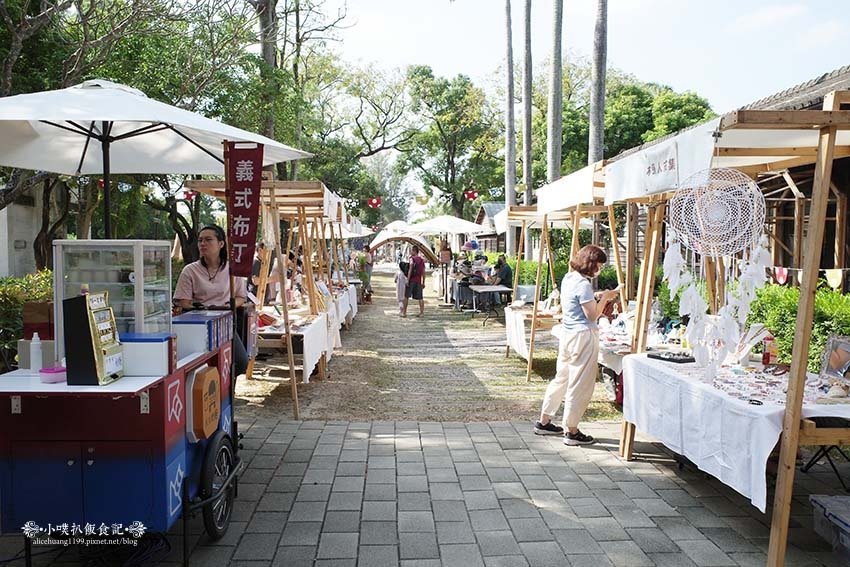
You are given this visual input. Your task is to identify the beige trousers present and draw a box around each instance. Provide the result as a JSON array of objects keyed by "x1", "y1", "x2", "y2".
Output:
[{"x1": 540, "y1": 329, "x2": 599, "y2": 429}]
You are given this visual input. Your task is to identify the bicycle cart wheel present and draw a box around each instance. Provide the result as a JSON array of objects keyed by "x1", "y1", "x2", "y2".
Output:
[{"x1": 200, "y1": 431, "x2": 235, "y2": 539}]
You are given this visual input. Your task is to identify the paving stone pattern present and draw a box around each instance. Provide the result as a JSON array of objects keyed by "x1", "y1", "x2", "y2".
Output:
[{"x1": 181, "y1": 419, "x2": 844, "y2": 566}]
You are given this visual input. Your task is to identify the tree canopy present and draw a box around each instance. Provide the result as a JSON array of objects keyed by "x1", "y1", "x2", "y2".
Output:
[{"x1": 0, "y1": 0, "x2": 717, "y2": 268}]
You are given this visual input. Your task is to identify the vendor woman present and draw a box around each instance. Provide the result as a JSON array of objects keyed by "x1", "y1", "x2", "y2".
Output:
[
  {"x1": 174, "y1": 224, "x2": 249, "y2": 375},
  {"x1": 533, "y1": 245, "x2": 619, "y2": 445}
]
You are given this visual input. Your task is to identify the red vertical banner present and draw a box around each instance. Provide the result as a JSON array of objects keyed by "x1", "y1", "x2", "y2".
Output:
[{"x1": 225, "y1": 141, "x2": 264, "y2": 277}]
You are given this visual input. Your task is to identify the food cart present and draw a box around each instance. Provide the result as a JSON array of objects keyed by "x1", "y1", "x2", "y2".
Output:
[{"x1": 0, "y1": 240, "x2": 242, "y2": 567}]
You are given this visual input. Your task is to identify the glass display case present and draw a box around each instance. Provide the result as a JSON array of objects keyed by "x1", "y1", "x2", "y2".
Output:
[{"x1": 53, "y1": 240, "x2": 172, "y2": 359}]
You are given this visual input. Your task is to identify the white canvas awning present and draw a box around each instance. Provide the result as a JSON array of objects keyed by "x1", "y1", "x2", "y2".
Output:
[
  {"x1": 605, "y1": 110, "x2": 850, "y2": 204},
  {"x1": 537, "y1": 163, "x2": 602, "y2": 213},
  {"x1": 409, "y1": 215, "x2": 488, "y2": 235}
]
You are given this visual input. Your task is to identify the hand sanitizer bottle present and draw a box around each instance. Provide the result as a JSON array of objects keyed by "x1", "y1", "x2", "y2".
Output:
[{"x1": 30, "y1": 332, "x2": 43, "y2": 372}]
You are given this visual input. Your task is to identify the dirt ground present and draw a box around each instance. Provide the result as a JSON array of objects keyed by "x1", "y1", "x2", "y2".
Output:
[{"x1": 235, "y1": 264, "x2": 622, "y2": 424}]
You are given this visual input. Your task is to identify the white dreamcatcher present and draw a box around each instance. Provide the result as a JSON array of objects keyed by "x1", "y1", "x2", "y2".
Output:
[{"x1": 664, "y1": 168, "x2": 769, "y2": 380}]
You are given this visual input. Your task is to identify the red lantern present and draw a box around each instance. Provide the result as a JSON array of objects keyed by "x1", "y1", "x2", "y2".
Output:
[
  {"x1": 97, "y1": 179, "x2": 104, "y2": 189},
  {"x1": 367, "y1": 197, "x2": 382, "y2": 208},
  {"x1": 464, "y1": 190, "x2": 479, "y2": 201}
]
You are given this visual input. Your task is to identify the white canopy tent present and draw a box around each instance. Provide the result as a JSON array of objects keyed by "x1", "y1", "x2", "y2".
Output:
[
  {"x1": 605, "y1": 111, "x2": 850, "y2": 204},
  {"x1": 409, "y1": 215, "x2": 489, "y2": 235},
  {"x1": 0, "y1": 79, "x2": 312, "y2": 235}
]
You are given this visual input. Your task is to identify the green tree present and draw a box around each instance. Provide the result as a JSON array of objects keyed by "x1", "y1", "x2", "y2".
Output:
[
  {"x1": 398, "y1": 65, "x2": 501, "y2": 219},
  {"x1": 643, "y1": 89, "x2": 715, "y2": 142}
]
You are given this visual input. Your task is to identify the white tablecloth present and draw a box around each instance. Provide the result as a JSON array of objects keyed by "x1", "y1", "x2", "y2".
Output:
[
  {"x1": 337, "y1": 289, "x2": 351, "y2": 326},
  {"x1": 259, "y1": 312, "x2": 328, "y2": 384},
  {"x1": 623, "y1": 354, "x2": 850, "y2": 512},
  {"x1": 346, "y1": 284, "x2": 357, "y2": 323},
  {"x1": 325, "y1": 297, "x2": 342, "y2": 356},
  {"x1": 505, "y1": 306, "x2": 531, "y2": 359}
]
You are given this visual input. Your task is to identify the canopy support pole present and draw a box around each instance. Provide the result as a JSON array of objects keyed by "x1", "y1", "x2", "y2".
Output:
[
  {"x1": 526, "y1": 217, "x2": 549, "y2": 383},
  {"x1": 608, "y1": 205, "x2": 627, "y2": 310},
  {"x1": 620, "y1": 202, "x2": 665, "y2": 460},
  {"x1": 507, "y1": 221, "x2": 526, "y2": 358},
  {"x1": 767, "y1": 92, "x2": 840, "y2": 567},
  {"x1": 626, "y1": 203, "x2": 637, "y2": 300},
  {"x1": 269, "y1": 187, "x2": 300, "y2": 418}
]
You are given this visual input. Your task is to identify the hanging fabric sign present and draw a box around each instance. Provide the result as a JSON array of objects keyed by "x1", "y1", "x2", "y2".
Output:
[
  {"x1": 225, "y1": 141, "x2": 264, "y2": 277},
  {"x1": 825, "y1": 269, "x2": 844, "y2": 290}
]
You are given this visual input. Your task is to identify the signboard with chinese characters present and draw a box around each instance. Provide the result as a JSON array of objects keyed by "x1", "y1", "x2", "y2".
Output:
[{"x1": 225, "y1": 142, "x2": 264, "y2": 277}]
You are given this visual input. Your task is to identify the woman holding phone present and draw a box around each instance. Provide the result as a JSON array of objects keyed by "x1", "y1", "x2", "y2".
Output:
[{"x1": 534, "y1": 245, "x2": 619, "y2": 445}]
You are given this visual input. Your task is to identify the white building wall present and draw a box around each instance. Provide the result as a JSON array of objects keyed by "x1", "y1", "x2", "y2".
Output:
[{"x1": 0, "y1": 202, "x2": 39, "y2": 277}]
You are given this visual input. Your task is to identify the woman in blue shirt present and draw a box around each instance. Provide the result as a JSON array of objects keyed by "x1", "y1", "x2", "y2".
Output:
[{"x1": 534, "y1": 245, "x2": 619, "y2": 445}]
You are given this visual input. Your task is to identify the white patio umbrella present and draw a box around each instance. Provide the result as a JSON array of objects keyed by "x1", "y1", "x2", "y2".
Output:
[
  {"x1": 0, "y1": 79, "x2": 312, "y2": 236},
  {"x1": 409, "y1": 214, "x2": 488, "y2": 235}
]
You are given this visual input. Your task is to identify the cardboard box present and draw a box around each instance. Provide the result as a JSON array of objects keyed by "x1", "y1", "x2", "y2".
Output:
[{"x1": 22, "y1": 301, "x2": 54, "y2": 340}]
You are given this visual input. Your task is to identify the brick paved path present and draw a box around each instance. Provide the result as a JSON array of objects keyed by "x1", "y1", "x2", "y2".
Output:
[{"x1": 173, "y1": 418, "x2": 843, "y2": 566}]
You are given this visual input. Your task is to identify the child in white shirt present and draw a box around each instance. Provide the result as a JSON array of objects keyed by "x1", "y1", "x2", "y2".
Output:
[{"x1": 395, "y1": 261, "x2": 409, "y2": 315}]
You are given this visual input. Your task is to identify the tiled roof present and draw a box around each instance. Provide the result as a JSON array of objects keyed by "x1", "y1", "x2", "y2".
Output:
[{"x1": 742, "y1": 64, "x2": 850, "y2": 111}]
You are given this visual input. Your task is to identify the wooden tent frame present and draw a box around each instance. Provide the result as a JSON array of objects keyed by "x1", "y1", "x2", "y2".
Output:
[
  {"x1": 186, "y1": 179, "x2": 360, "y2": 415},
  {"x1": 503, "y1": 203, "x2": 626, "y2": 382},
  {"x1": 610, "y1": 95, "x2": 850, "y2": 566}
]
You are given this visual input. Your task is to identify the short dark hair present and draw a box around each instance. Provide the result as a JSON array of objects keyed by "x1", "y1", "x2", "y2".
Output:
[
  {"x1": 570, "y1": 245, "x2": 606, "y2": 277},
  {"x1": 411, "y1": 246, "x2": 420, "y2": 254}
]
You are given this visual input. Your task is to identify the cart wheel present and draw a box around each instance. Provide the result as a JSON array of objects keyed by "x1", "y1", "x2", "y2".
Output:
[{"x1": 201, "y1": 431, "x2": 235, "y2": 540}]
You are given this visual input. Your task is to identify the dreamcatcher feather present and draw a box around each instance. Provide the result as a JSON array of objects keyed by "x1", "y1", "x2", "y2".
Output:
[{"x1": 664, "y1": 168, "x2": 768, "y2": 380}]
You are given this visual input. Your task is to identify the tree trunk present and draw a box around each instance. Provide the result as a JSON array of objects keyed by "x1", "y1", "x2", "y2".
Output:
[
  {"x1": 504, "y1": 0, "x2": 517, "y2": 256},
  {"x1": 290, "y1": 0, "x2": 303, "y2": 181},
  {"x1": 33, "y1": 178, "x2": 69, "y2": 270},
  {"x1": 522, "y1": 0, "x2": 534, "y2": 260},
  {"x1": 546, "y1": 0, "x2": 564, "y2": 184},
  {"x1": 256, "y1": 0, "x2": 278, "y2": 142},
  {"x1": 588, "y1": 0, "x2": 607, "y2": 247},
  {"x1": 76, "y1": 181, "x2": 100, "y2": 238}
]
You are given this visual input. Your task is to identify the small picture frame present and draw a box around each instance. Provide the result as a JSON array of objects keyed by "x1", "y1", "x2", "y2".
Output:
[
  {"x1": 316, "y1": 281, "x2": 332, "y2": 297},
  {"x1": 820, "y1": 334, "x2": 850, "y2": 384}
]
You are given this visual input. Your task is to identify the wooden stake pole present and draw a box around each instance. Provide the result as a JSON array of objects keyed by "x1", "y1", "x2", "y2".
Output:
[
  {"x1": 767, "y1": 95, "x2": 839, "y2": 567},
  {"x1": 704, "y1": 257, "x2": 718, "y2": 314},
  {"x1": 312, "y1": 222, "x2": 327, "y2": 285},
  {"x1": 545, "y1": 220, "x2": 556, "y2": 293},
  {"x1": 621, "y1": 203, "x2": 665, "y2": 460},
  {"x1": 337, "y1": 223, "x2": 350, "y2": 285},
  {"x1": 330, "y1": 223, "x2": 344, "y2": 287},
  {"x1": 526, "y1": 218, "x2": 549, "y2": 383},
  {"x1": 507, "y1": 220, "x2": 526, "y2": 358},
  {"x1": 608, "y1": 204, "x2": 628, "y2": 310},
  {"x1": 570, "y1": 205, "x2": 582, "y2": 263},
  {"x1": 626, "y1": 203, "x2": 637, "y2": 300},
  {"x1": 771, "y1": 201, "x2": 782, "y2": 266},
  {"x1": 298, "y1": 207, "x2": 326, "y2": 381},
  {"x1": 269, "y1": 187, "x2": 300, "y2": 418},
  {"x1": 793, "y1": 196, "x2": 805, "y2": 269},
  {"x1": 513, "y1": 221, "x2": 526, "y2": 296},
  {"x1": 835, "y1": 183, "x2": 847, "y2": 269}
]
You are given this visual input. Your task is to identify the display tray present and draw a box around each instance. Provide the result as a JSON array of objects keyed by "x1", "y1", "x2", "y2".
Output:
[{"x1": 647, "y1": 351, "x2": 696, "y2": 364}]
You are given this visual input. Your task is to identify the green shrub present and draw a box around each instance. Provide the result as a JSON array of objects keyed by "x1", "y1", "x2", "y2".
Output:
[
  {"x1": 748, "y1": 283, "x2": 850, "y2": 372},
  {"x1": 0, "y1": 270, "x2": 54, "y2": 370}
]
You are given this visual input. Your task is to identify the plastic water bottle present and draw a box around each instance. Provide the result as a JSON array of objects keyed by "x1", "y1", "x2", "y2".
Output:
[{"x1": 30, "y1": 332, "x2": 43, "y2": 372}]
